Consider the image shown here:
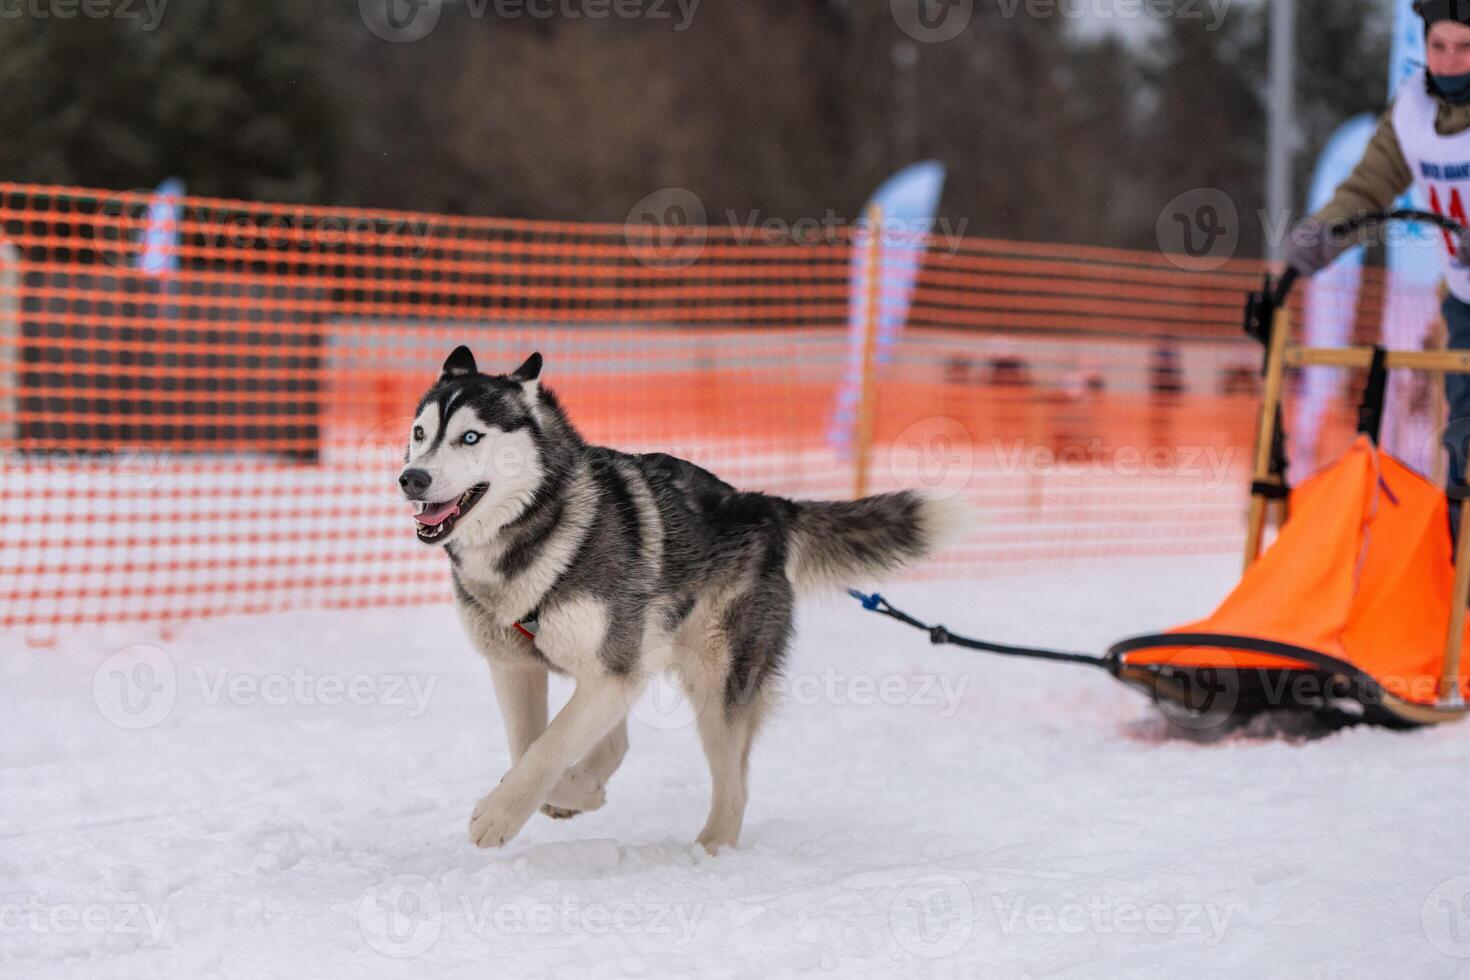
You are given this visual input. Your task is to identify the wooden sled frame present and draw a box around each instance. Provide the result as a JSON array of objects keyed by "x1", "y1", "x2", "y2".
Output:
[{"x1": 1246, "y1": 299, "x2": 1470, "y2": 723}]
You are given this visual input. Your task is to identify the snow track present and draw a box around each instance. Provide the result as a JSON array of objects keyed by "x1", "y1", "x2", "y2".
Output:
[{"x1": 5, "y1": 556, "x2": 1470, "y2": 978}]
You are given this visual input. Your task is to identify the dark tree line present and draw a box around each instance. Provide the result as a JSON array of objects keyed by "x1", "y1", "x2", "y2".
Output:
[{"x1": 0, "y1": 0, "x2": 1389, "y2": 254}]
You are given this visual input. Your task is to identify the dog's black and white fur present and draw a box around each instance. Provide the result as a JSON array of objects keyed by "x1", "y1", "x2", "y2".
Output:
[{"x1": 400, "y1": 347, "x2": 960, "y2": 852}]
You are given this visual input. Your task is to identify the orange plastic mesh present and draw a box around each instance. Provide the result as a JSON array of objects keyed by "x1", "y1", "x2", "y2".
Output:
[{"x1": 0, "y1": 182, "x2": 1442, "y2": 634}]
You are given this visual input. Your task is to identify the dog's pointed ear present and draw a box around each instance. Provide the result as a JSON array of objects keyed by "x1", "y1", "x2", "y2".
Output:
[
  {"x1": 510, "y1": 352, "x2": 543, "y2": 391},
  {"x1": 440, "y1": 345, "x2": 477, "y2": 381}
]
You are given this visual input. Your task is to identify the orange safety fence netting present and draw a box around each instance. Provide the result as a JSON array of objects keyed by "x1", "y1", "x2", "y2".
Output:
[{"x1": 0, "y1": 183, "x2": 1444, "y2": 633}]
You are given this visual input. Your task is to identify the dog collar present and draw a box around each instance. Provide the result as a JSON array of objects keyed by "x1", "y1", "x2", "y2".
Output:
[{"x1": 514, "y1": 610, "x2": 540, "y2": 641}]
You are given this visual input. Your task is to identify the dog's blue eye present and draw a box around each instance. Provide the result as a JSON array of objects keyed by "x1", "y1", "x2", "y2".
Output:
[
  {"x1": 413, "y1": 426, "x2": 424, "y2": 441},
  {"x1": 461, "y1": 431, "x2": 481, "y2": 445}
]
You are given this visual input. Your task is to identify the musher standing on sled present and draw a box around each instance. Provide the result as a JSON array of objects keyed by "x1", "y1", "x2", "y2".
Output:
[{"x1": 1286, "y1": 0, "x2": 1470, "y2": 532}]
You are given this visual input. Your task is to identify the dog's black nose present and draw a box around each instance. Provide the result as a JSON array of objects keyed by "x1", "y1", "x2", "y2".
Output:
[{"x1": 399, "y1": 468, "x2": 432, "y2": 498}]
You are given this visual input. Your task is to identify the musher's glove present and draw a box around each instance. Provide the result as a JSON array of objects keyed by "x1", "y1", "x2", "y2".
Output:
[{"x1": 1284, "y1": 218, "x2": 1352, "y2": 276}]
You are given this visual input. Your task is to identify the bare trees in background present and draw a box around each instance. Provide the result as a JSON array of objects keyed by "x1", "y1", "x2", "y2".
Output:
[{"x1": 0, "y1": 0, "x2": 1388, "y2": 254}]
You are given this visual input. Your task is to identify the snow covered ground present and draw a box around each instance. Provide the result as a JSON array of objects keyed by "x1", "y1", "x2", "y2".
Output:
[{"x1": 6, "y1": 555, "x2": 1470, "y2": 978}]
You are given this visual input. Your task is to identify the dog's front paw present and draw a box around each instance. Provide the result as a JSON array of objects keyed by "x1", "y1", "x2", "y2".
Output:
[
  {"x1": 541, "y1": 765, "x2": 605, "y2": 819},
  {"x1": 468, "y1": 786, "x2": 536, "y2": 849}
]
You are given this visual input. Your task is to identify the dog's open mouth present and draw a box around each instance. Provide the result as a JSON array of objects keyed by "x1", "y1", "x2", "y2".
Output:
[{"x1": 413, "y1": 484, "x2": 489, "y2": 542}]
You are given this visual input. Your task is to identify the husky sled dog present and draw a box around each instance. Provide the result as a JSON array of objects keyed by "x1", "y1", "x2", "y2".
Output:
[{"x1": 400, "y1": 347, "x2": 958, "y2": 852}]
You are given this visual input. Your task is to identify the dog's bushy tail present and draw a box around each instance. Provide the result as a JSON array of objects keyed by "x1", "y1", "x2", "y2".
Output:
[{"x1": 785, "y1": 491, "x2": 970, "y2": 597}]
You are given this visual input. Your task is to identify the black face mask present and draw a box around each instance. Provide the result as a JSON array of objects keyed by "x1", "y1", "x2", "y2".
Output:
[{"x1": 1434, "y1": 69, "x2": 1470, "y2": 104}]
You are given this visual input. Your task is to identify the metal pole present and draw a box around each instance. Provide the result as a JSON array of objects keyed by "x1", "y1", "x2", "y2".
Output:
[
  {"x1": 853, "y1": 205, "x2": 883, "y2": 500},
  {"x1": 1266, "y1": 0, "x2": 1296, "y2": 261},
  {"x1": 892, "y1": 40, "x2": 919, "y2": 164}
]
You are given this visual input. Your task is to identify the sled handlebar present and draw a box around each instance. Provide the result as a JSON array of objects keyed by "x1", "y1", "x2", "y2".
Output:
[
  {"x1": 1269, "y1": 208, "x2": 1467, "y2": 307},
  {"x1": 1271, "y1": 267, "x2": 1298, "y2": 309}
]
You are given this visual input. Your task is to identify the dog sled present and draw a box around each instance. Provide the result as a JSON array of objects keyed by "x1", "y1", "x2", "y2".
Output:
[{"x1": 855, "y1": 210, "x2": 1470, "y2": 731}]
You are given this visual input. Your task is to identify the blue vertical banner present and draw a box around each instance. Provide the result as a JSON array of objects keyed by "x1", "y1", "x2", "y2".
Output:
[
  {"x1": 1383, "y1": 0, "x2": 1445, "y2": 474},
  {"x1": 1390, "y1": 0, "x2": 1425, "y2": 96},
  {"x1": 139, "y1": 177, "x2": 184, "y2": 276},
  {"x1": 828, "y1": 160, "x2": 946, "y2": 453},
  {"x1": 1386, "y1": 0, "x2": 1436, "y2": 280},
  {"x1": 1294, "y1": 114, "x2": 1376, "y2": 481}
]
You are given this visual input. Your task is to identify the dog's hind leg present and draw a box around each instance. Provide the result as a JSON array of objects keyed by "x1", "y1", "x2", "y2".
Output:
[
  {"x1": 691, "y1": 573, "x2": 790, "y2": 852},
  {"x1": 693, "y1": 698, "x2": 762, "y2": 853}
]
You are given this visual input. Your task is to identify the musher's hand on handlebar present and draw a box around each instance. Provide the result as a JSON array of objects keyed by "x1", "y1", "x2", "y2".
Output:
[
  {"x1": 1284, "y1": 209, "x2": 1470, "y2": 279},
  {"x1": 1284, "y1": 218, "x2": 1352, "y2": 276},
  {"x1": 1272, "y1": 210, "x2": 1467, "y2": 308}
]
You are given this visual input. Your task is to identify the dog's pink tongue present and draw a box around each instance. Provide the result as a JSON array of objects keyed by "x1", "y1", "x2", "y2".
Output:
[{"x1": 414, "y1": 500, "x2": 460, "y2": 526}]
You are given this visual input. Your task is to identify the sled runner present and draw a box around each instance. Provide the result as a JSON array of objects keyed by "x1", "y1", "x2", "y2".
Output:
[{"x1": 855, "y1": 210, "x2": 1470, "y2": 730}]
